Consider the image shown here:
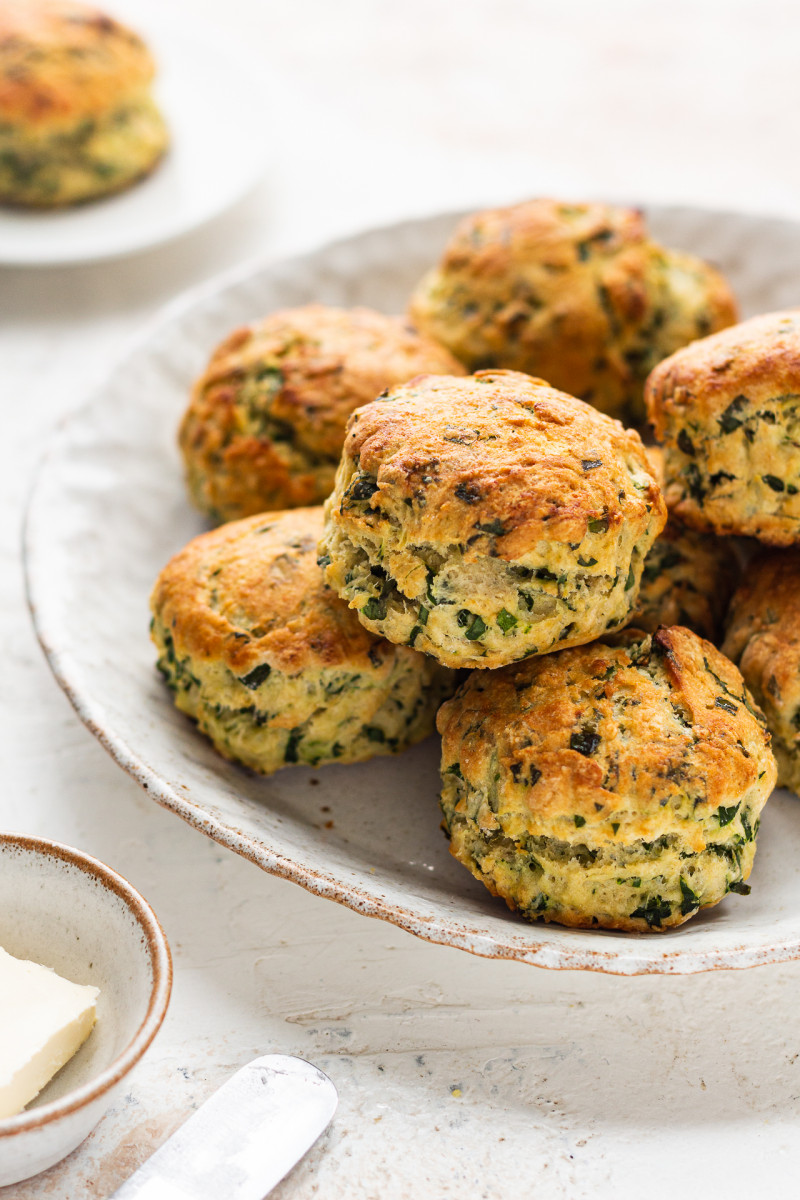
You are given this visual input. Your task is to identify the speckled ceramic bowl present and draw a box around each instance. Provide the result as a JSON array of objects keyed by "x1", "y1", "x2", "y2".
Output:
[{"x1": 0, "y1": 834, "x2": 172, "y2": 1187}]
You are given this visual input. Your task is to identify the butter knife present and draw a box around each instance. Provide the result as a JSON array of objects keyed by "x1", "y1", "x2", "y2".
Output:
[{"x1": 111, "y1": 1055, "x2": 337, "y2": 1199}]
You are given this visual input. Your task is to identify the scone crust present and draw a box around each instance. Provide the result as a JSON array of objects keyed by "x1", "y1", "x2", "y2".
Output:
[
  {"x1": 437, "y1": 626, "x2": 775, "y2": 931},
  {"x1": 179, "y1": 305, "x2": 465, "y2": 521},
  {"x1": 632, "y1": 521, "x2": 739, "y2": 641},
  {"x1": 321, "y1": 370, "x2": 666, "y2": 668},
  {"x1": 722, "y1": 550, "x2": 800, "y2": 793},
  {"x1": 0, "y1": 0, "x2": 167, "y2": 206},
  {"x1": 646, "y1": 309, "x2": 800, "y2": 544},
  {"x1": 150, "y1": 507, "x2": 453, "y2": 774},
  {"x1": 409, "y1": 198, "x2": 737, "y2": 423},
  {"x1": 0, "y1": 0, "x2": 155, "y2": 123}
]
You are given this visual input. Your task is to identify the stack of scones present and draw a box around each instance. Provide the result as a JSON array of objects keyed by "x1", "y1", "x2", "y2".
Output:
[{"x1": 153, "y1": 198, "x2": 800, "y2": 934}]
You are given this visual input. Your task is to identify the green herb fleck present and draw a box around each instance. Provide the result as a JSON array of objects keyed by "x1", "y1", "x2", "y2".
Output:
[
  {"x1": 346, "y1": 474, "x2": 379, "y2": 502},
  {"x1": 425, "y1": 570, "x2": 438, "y2": 607},
  {"x1": 685, "y1": 462, "x2": 706, "y2": 502},
  {"x1": 239, "y1": 663, "x2": 271, "y2": 690},
  {"x1": 630, "y1": 895, "x2": 672, "y2": 928},
  {"x1": 496, "y1": 608, "x2": 517, "y2": 633},
  {"x1": 718, "y1": 394, "x2": 748, "y2": 434},
  {"x1": 284, "y1": 728, "x2": 302, "y2": 763},
  {"x1": 362, "y1": 597, "x2": 387, "y2": 621},
  {"x1": 570, "y1": 728, "x2": 601, "y2": 756},
  {"x1": 717, "y1": 803, "x2": 740, "y2": 827},
  {"x1": 476, "y1": 519, "x2": 507, "y2": 536},
  {"x1": 464, "y1": 614, "x2": 487, "y2": 641},
  {"x1": 679, "y1": 877, "x2": 700, "y2": 915},
  {"x1": 455, "y1": 482, "x2": 482, "y2": 503}
]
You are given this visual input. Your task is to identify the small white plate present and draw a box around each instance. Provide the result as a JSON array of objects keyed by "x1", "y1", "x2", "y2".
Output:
[
  {"x1": 24, "y1": 204, "x2": 800, "y2": 974},
  {"x1": 0, "y1": 4, "x2": 271, "y2": 266}
]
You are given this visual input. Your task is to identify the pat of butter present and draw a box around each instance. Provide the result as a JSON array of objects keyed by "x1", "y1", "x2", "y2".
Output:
[{"x1": 0, "y1": 946, "x2": 99, "y2": 1119}]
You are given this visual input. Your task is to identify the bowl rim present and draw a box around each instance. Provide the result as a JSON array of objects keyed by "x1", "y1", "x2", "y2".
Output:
[{"x1": 0, "y1": 832, "x2": 172, "y2": 1136}]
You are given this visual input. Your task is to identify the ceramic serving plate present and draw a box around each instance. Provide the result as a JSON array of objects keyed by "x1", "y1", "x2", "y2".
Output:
[{"x1": 24, "y1": 204, "x2": 800, "y2": 975}]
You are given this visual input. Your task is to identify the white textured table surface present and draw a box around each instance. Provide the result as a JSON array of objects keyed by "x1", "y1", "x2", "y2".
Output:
[{"x1": 3, "y1": 2, "x2": 800, "y2": 1196}]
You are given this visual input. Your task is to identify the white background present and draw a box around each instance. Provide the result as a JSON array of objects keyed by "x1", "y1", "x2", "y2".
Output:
[{"x1": 3, "y1": 1, "x2": 800, "y2": 1195}]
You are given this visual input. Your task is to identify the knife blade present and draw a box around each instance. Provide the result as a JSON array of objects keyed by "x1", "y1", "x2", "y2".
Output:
[{"x1": 110, "y1": 1055, "x2": 337, "y2": 1200}]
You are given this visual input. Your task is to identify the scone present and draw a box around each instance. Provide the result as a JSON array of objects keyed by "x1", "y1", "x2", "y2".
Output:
[
  {"x1": 0, "y1": 0, "x2": 168, "y2": 207},
  {"x1": 646, "y1": 309, "x2": 800, "y2": 545},
  {"x1": 319, "y1": 370, "x2": 666, "y2": 668},
  {"x1": 437, "y1": 626, "x2": 775, "y2": 931},
  {"x1": 722, "y1": 550, "x2": 800, "y2": 795},
  {"x1": 632, "y1": 522, "x2": 739, "y2": 641},
  {"x1": 409, "y1": 199, "x2": 737, "y2": 424},
  {"x1": 150, "y1": 507, "x2": 453, "y2": 775},
  {"x1": 179, "y1": 305, "x2": 465, "y2": 522}
]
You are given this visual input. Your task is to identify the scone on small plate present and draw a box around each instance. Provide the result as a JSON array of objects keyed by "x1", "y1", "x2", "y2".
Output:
[
  {"x1": 723, "y1": 550, "x2": 800, "y2": 796},
  {"x1": 409, "y1": 198, "x2": 737, "y2": 424},
  {"x1": 437, "y1": 626, "x2": 776, "y2": 931},
  {"x1": 632, "y1": 521, "x2": 739, "y2": 642},
  {"x1": 179, "y1": 305, "x2": 464, "y2": 522},
  {"x1": 646, "y1": 309, "x2": 800, "y2": 545},
  {"x1": 320, "y1": 370, "x2": 666, "y2": 668},
  {"x1": 0, "y1": 0, "x2": 168, "y2": 207},
  {"x1": 150, "y1": 507, "x2": 454, "y2": 775}
]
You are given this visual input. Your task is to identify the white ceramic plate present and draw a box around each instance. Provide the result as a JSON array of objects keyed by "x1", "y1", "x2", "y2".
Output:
[
  {"x1": 24, "y1": 205, "x2": 800, "y2": 974},
  {"x1": 0, "y1": 4, "x2": 271, "y2": 266}
]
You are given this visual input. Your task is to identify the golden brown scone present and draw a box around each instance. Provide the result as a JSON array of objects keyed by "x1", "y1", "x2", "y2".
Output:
[
  {"x1": 0, "y1": 0, "x2": 167, "y2": 207},
  {"x1": 150, "y1": 507, "x2": 454, "y2": 775},
  {"x1": 632, "y1": 521, "x2": 739, "y2": 641},
  {"x1": 179, "y1": 305, "x2": 465, "y2": 522},
  {"x1": 319, "y1": 370, "x2": 666, "y2": 668},
  {"x1": 722, "y1": 550, "x2": 800, "y2": 794},
  {"x1": 438, "y1": 626, "x2": 775, "y2": 931},
  {"x1": 409, "y1": 199, "x2": 737, "y2": 424},
  {"x1": 646, "y1": 309, "x2": 800, "y2": 545}
]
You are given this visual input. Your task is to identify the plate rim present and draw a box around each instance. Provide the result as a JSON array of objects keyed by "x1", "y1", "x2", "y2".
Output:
[{"x1": 23, "y1": 203, "x2": 800, "y2": 976}]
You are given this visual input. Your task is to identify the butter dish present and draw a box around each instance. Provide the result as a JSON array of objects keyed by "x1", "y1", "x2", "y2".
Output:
[{"x1": 0, "y1": 834, "x2": 171, "y2": 1187}]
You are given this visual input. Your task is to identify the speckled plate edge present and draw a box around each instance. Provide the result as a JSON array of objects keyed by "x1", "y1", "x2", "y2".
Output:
[{"x1": 23, "y1": 205, "x2": 800, "y2": 976}]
